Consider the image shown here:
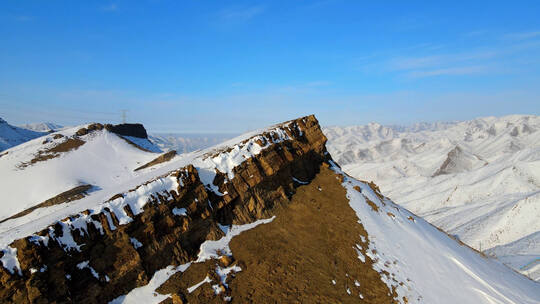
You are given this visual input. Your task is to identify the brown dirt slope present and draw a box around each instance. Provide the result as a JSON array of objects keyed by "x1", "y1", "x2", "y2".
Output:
[
  {"x1": 135, "y1": 150, "x2": 177, "y2": 171},
  {"x1": 0, "y1": 184, "x2": 93, "y2": 224},
  {"x1": 18, "y1": 137, "x2": 85, "y2": 168},
  {"x1": 157, "y1": 165, "x2": 397, "y2": 303}
]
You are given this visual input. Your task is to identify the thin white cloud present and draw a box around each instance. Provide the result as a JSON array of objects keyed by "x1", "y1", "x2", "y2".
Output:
[
  {"x1": 14, "y1": 15, "x2": 32, "y2": 22},
  {"x1": 305, "y1": 81, "x2": 332, "y2": 87},
  {"x1": 391, "y1": 51, "x2": 497, "y2": 71},
  {"x1": 503, "y1": 31, "x2": 540, "y2": 41},
  {"x1": 463, "y1": 30, "x2": 488, "y2": 37},
  {"x1": 219, "y1": 5, "x2": 265, "y2": 21},
  {"x1": 406, "y1": 66, "x2": 488, "y2": 78},
  {"x1": 391, "y1": 55, "x2": 446, "y2": 70},
  {"x1": 101, "y1": 4, "x2": 118, "y2": 12}
]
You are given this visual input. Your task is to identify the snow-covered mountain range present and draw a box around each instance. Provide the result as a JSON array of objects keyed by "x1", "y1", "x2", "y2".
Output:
[
  {"x1": 148, "y1": 133, "x2": 236, "y2": 153},
  {"x1": 0, "y1": 118, "x2": 47, "y2": 152},
  {"x1": 18, "y1": 122, "x2": 64, "y2": 133},
  {"x1": 0, "y1": 116, "x2": 538, "y2": 303},
  {"x1": 324, "y1": 114, "x2": 540, "y2": 281}
]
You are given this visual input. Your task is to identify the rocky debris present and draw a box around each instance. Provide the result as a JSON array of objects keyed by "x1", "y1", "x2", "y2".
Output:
[
  {"x1": 0, "y1": 184, "x2": 94, "y2": 224},
  {"x1": 135, "y1": 151, "x2": 177, "y2": 171},
  {"x1": 75, "y1": 123, "x2": 105, "y2": 137},
  {"x1": 0, "y1": 115, "x2": 331, "y2": 303}
]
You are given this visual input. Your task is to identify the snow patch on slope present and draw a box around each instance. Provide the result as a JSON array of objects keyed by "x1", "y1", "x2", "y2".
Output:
[
  {"x1": 109, "y1": 263, "x2": 191, "y2": 304},
  {"x1": 197, "y1": 216, "x2": 276, "y2": 262}
]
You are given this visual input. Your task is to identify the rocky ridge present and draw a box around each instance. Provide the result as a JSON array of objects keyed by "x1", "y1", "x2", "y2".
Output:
[{"x1": 0, "y1": 115, "x2": 329, "y2": 303}]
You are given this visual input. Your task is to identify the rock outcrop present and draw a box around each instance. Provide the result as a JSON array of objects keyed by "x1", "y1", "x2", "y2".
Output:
[
  {"x1": 0, "y1": 115, "x2": 329, "y2": 303},
  {"x1": 106, "y1": 123, "x2": 148, "y2": 139},
  {"x1": 75, "y1": 123, "x2": 148, "y2": 139}
]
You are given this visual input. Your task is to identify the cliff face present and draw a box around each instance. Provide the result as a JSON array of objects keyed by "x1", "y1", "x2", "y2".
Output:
[{"x1": 0, "y1": 115, "x2": 329, "y2": 303}]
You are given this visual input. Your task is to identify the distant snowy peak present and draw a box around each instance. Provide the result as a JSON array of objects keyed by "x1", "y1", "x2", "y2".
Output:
[
  {"x1": 325, "y1": 115, "x2": 538, "y2": 144},
  {"x1": 0, "y1": 118, "x2": 46, "y2": 152},
  {"x1": 433, "y1": 146, "x2": 487, "y2": 176},
  {"x1": 389, "y1": 121, "x2": 458, "y2": 133},
  {"x1": 324, "y1": 114, "x2": 540, "y2": 167},
  {"x1": 460, "y1": 115, "x2": 537, "y2": 141},
  {"x1": 148, "y1": 133, "x2": 237, "y2": 153},
  {"x1": 19, "y1": 122, "x2": 64, "y2": 133},
  {"x1": 323, "y1": 123, "x2": 397, "y2": 143}
]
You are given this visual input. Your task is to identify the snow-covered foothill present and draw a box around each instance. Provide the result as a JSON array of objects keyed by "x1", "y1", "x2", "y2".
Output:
[{"x1": 0, "y1": 125, "x2": 162, "y2": 222}]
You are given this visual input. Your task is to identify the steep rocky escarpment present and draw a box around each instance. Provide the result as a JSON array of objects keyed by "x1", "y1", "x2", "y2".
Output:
[{"x1": 0, "y1": 115, "x2": 332, "y2": 303}]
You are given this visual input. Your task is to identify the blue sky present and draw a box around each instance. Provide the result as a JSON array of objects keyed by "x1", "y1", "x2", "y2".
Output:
[{"x1": 1, "y1": 1, "x2": 539, "y2": 132}]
